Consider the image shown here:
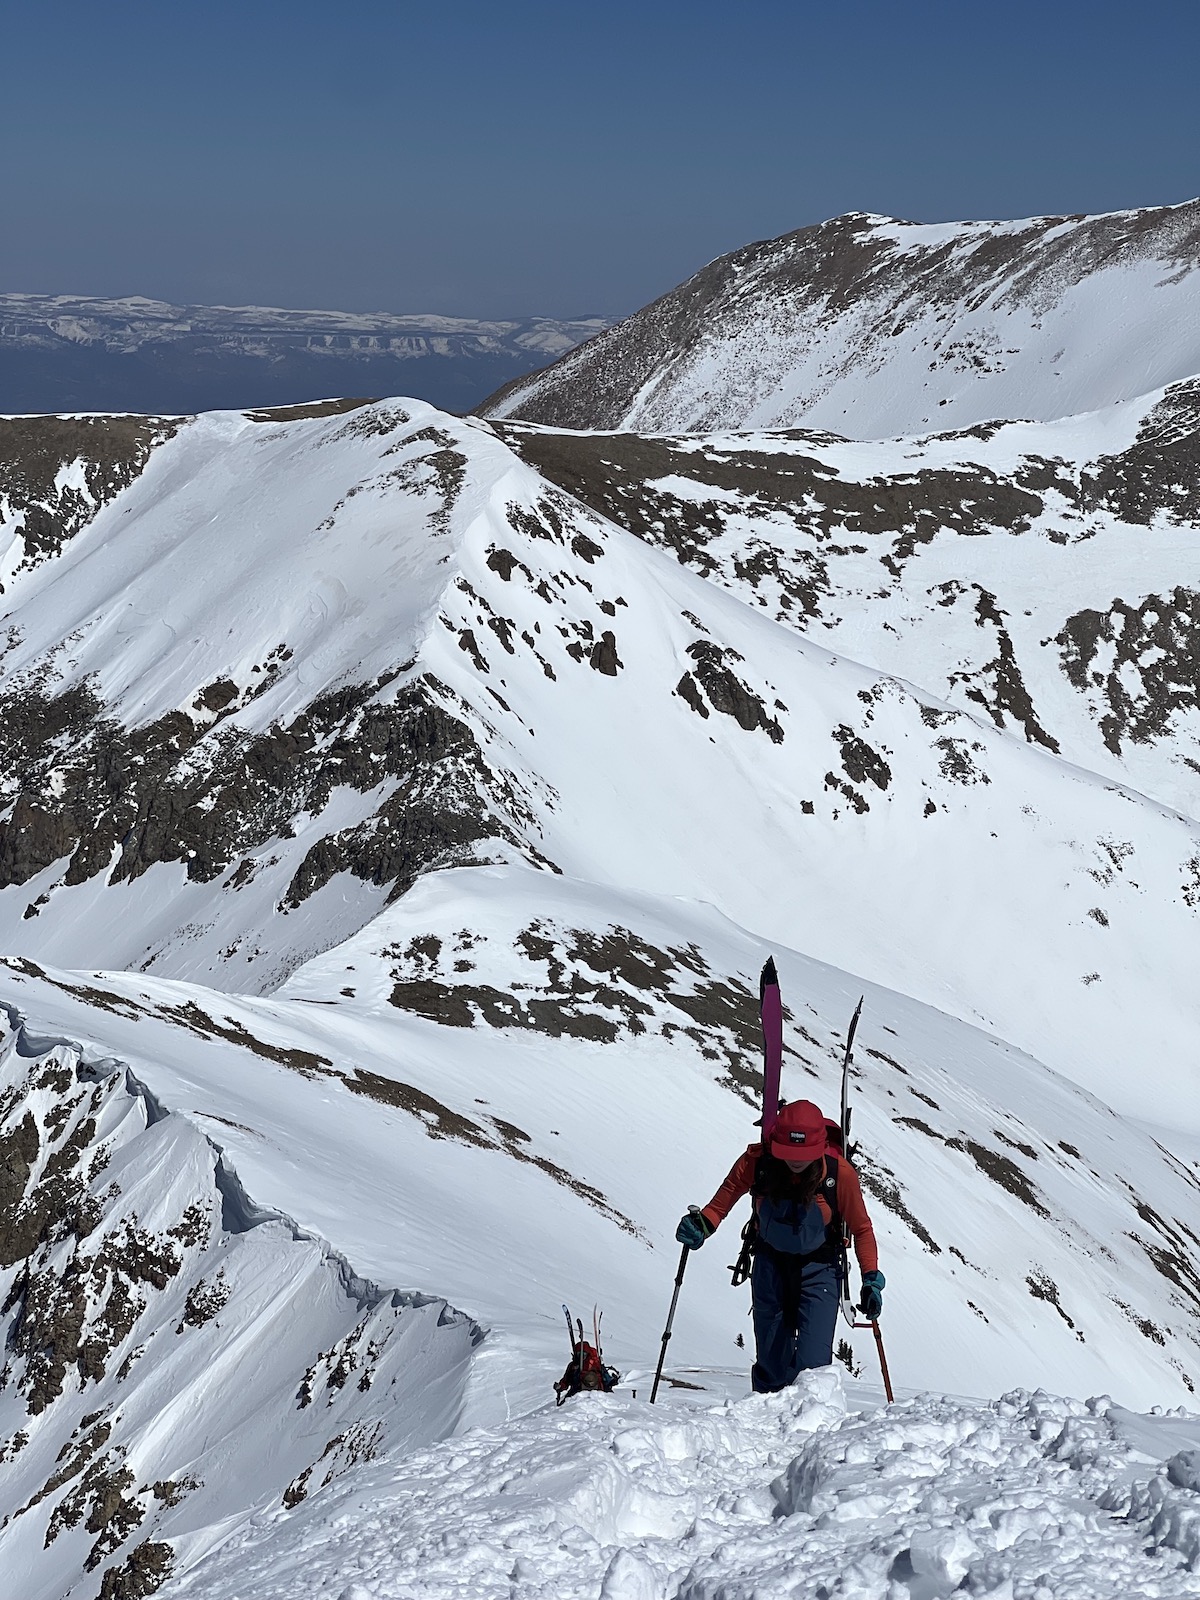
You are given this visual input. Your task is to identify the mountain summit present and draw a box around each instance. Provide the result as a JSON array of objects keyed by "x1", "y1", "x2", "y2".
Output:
[{"x1": 483, "y1": 200, "x2": 1200, "y2": 437}]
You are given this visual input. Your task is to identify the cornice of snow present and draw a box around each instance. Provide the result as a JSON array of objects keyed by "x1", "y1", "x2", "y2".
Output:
[{"x1": 0, "y1": 1006, "x2": 478, "y2": 1600}]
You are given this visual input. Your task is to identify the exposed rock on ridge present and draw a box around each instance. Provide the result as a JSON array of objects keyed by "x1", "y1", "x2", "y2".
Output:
[
  {"x1": 0, "y1": 1012, "x2": 478, "y2": 1600},
  {"x1": 483, "y1": 201, "x2": 1200, "y2": 437}
]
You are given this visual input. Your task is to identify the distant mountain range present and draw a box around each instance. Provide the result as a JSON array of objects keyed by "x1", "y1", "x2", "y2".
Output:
[
  {"x1": 484, "y1": 200, "x2": 1200, "y2": 436},
  {"x1": 0, "y1": 293, "x2": 608, "y2": 416}
]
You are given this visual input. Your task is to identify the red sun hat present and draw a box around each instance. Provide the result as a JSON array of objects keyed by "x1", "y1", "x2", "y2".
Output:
[{"x1": 769, "y1": 1099, "x2": 828, "y2": 1164}]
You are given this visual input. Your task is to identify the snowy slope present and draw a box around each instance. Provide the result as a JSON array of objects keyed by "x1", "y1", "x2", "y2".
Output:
[
  {"x1": 0, "y1": 389, "x2": 1199, "y2": 1595},
  {"x1": 7, "y1": 856, "x2": 1200, "y2": 1414},
  {"x1": 483, "y1": 201, "x2": 1200, "y2": 437},
  {"x1": 0, "y1": 400, "x2": 1197, "y2": 1131},
  {"x1": 500, "y1": 375, "x2": 1200, "y2": 817},
  {"x1": 6, "y1": 881, "x2": 1200, "y2": 1593}
]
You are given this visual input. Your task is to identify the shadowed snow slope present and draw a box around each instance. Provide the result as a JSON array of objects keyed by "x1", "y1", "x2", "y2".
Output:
[{"x1": 484, "y1": 201, "x2": 1200, "y2": 437}]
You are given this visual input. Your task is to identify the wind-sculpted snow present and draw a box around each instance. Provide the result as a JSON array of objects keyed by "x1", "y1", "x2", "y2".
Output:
[
  {"x1": 160, "y1": 1369, "x2": 1200, "y2": 1599},
  {"x1": 484, "y1": 200, "x2": 1200, "y2": 437},
  {"x1": 0, "y1": 1013, "x2": 477, "y2": 1600}
]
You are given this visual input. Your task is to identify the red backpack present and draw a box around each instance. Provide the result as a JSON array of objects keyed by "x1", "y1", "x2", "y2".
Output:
[{"x1": 554, "y1": 1307, "x2": 620, "y2": 1404}]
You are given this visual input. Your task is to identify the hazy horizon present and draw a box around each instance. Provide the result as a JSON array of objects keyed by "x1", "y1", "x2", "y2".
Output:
[{"x1": 2, "y1": 0, "x2": 1197, "y2": 323}]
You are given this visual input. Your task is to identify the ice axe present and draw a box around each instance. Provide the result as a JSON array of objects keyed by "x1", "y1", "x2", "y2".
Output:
[{"x1": 650, "y1": 1218, "x2": 700, "y2": 1404}]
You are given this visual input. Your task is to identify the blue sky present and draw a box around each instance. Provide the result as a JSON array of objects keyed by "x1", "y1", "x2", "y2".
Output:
[{"x1": 2, "y1": 0, "x2": 1197, "y2": 318}]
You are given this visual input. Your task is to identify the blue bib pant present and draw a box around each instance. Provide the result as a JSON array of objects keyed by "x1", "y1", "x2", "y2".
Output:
[{"x1": 750, "y1": 1244, "x2": 840, "y2": 1393}]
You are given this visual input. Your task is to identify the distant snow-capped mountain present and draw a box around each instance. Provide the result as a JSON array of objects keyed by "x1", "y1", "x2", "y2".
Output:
[
  {"x1": 483, "y1": 200, "x2": 1200, "y2": 437},
  {"x1": 0, "y1": 293, "x2": 607, "y2": 416}
]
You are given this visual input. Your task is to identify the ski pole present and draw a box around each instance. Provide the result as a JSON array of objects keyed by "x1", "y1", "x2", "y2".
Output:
[
  {"x1": 649, "y1": 1243, "x2": 692, "y2": 1404},
  {"x1": 871, "y1": 1320, "x2": 894, "y2": 1402},
  {"x1": 854, "y1": 1317, "x2": 894, "y2": 1402}
]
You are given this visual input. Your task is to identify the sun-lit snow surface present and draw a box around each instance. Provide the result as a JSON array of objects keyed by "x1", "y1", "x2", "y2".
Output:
[
  {"x1": 1, "y1": 386, "x2": 1199, "y2": 1593},
  {"x1": 0, "y1": 1018, "x2": 476, "y2": 1600},
  {"x1": 165, "y1": 1371, "x2": 1200, "y2": 1600},
  {"x1": 485, "y1": 201, "x2": 1200, "y2": 437},
  {"x1": 1, "y1": 401, "x2": 1198, "y2": 1133}
]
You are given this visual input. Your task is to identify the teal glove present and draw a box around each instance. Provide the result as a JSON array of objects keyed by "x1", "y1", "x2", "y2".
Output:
[
  {"x1": 676, "y1": 1208, "x2": 714, "y2": 1250},
  {"x1": 859, "y1": 1269, "x2": 885, "y2": 1320}
]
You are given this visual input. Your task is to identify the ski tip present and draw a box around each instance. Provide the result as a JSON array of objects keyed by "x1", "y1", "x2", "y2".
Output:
[{"x1": 759, "y1": 956, "x2": 778, "y2": 993}]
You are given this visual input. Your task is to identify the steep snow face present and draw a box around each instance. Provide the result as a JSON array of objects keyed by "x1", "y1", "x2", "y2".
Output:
[
  {"x1": 483, "y1": 201, "x2": 1200, "y2": 437},
  {"x1": 501, "y1": 377, "x2": 1200, "y2": 817},
  {"x1": 0, "y1": 1016, "x2": 476, "y2": 1600},
  {"x1": 1, "y1": 400, "x2": 1199, "y2": 1140}
]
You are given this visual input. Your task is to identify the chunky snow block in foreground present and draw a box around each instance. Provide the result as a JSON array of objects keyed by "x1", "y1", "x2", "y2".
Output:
[{"x1": 165, "y1": 1367, "x2": 1200, "y2": 1600}]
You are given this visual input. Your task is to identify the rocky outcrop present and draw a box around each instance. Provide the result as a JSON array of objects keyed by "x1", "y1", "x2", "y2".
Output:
[
  {"x1": 483, "y1": 202, "x2": 1200, "y2": 436},
  {"x1": 0, "y1": 1013, "x2": 478, "y2": 1600}
]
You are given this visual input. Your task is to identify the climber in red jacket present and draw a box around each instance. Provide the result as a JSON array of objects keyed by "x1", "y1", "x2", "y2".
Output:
[{"x1": 676, "y1": 1099, "x2": 883, "y2": 1392}]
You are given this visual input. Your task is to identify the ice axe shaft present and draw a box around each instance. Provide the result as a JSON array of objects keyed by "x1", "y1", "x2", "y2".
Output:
[
  {"x1": 854, "y1": 1318, "x2": 894, "y2": 1402},
  {"x1": 650, "y1": 1243, "x2": 692, "y2": 1404}
]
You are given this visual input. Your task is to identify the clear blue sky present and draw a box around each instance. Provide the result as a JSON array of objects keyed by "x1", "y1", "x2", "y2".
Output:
[{"x1": 2, "y1": 0, "x2": 1197, "y2": 318}]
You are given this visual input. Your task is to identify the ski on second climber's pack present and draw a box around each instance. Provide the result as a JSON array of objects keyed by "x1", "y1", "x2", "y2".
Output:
[
  {"x1": 839, "y1": 996, "x2": 864, "y2": 1154},
  {"x1": 838, "y1": 996, "x2": 864, "y2": 1327},
  {"x1": 759, "y1": 958, "x2": 783, "y2": 1142}
]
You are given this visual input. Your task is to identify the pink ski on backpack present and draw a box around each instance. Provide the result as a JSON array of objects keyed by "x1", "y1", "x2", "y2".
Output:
[{"x1": 759, "y1": 957, "x2": 783, "y2": 1143}]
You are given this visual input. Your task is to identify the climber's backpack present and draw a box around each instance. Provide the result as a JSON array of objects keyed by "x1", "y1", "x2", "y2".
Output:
[{"x1": 554, "y1": 1340, "x2": 620, "y2": 1405}]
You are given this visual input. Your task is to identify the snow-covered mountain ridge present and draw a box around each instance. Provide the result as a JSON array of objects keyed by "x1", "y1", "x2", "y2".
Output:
[
  {"x1": 499, "y1": 373, "x2": 1200, "y2": 816},
  {"x1": 0, "y1": 1015, "x2": 476, "y2": 1600},
  {"x1": 0, "y1": 376, "x2": 1198, "y2": 1594},
  {"x1": 0, "y1": 399, "x2": 1197, "y2": 1114},
  {"x1": 484, "y1": 199, "x2": 1200, "y2": 437}
]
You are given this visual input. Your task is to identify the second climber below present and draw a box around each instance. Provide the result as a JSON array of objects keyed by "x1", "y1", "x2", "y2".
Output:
[{"x1": 676, "y1": 1099, "x2": 884, "y2": 1393}]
